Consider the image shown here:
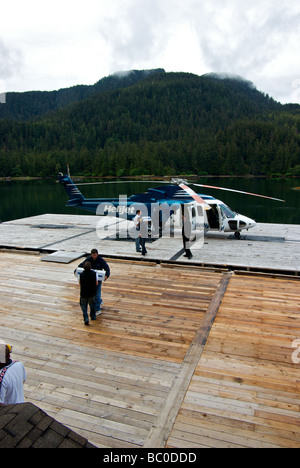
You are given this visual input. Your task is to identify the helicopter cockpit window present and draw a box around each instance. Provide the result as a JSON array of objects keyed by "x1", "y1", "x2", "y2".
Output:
[{"x1": 219, "y1": 204, "x2": 236, "y2": 219}]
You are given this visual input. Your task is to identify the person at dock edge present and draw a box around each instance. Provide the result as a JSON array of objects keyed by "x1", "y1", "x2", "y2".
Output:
[
  {"x1": 79, "y1": 261, "x2": 98, "y2": 325},
  {"x1": 133, "y1": 209, "x2": 142, "y2": 252},
  {"x1": 139, "y1": 217, "x2": 148, "y2": 256},
  {"x1": 182, "y1": 213, "x2": 193, "y2": 260},
  {"x1": 0, "y1": 340, "x2": 27, "y2": 405},
  {"x1": 78, "y1": 249, "x2": 110, "y2": 316}
]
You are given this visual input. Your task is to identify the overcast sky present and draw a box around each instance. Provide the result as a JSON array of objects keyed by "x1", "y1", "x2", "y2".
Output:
[{"x1": 1, "y1": 0, "x2": 300, "y2": 103}]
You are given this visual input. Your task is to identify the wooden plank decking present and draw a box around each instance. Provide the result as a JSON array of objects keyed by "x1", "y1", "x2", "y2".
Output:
[
  {"x1": 0, "y1": 251, "x2": 224, "y2": 447},
  {"x1": 167, "y1": 274, "x2": 300, "y2": 448},
  {"x1": 0, "y1": 250, "x2": 300, "y2": 448}
]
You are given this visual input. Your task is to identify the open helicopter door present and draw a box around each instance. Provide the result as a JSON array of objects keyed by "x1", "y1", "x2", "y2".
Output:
[
  {"x1": 184, "y1": 202, "x2": 205, "y2": 236},
  {"x1": 205, "y1": 203, "x2": 224, "y2": 231},
  {"x1": 171, "y1": 201, "x2": 204, "y2": 239}
]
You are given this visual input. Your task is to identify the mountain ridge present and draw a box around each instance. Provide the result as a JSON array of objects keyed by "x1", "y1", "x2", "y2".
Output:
[
  {"x1": 0, "y1": 70, "x2": 299, "y2": 177},
  {"x1": 0, "y1": 69, "x2": 165, "y2": 121}
]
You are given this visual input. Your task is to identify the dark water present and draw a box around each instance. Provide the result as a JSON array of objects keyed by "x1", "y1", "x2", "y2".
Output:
[{"x1": 0, "y1": 176, "x2": 300, "y2": 224}]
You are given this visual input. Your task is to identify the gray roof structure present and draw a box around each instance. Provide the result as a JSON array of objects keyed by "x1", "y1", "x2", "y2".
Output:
[{"x1": 0, "y1": 402, "x2": 96, "y2": 448}]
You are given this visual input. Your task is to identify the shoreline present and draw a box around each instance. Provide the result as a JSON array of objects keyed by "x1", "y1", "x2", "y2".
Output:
[{"x1": 1, "y1": 173, "x2": 298, "y2": 182}]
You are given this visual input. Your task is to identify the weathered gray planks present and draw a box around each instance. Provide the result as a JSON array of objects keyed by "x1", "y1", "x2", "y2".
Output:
[{"x1": 0, "y1": 213, "x2": 299, "y2": 273}]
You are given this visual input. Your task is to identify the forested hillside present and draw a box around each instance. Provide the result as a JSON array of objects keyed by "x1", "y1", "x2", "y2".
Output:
[{"x1": 0, "y1": 70, "x2": 299, "y2": 177}]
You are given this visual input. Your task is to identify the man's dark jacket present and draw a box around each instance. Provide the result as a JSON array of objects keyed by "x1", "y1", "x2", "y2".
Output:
[{"x1": 80, "y1": 270, "x2": 97, "y2": 298}]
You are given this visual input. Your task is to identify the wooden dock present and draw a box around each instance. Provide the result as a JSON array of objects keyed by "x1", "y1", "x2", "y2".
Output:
[{"x1": 0, "y1": 249, "x2": 300, "y2": 448}]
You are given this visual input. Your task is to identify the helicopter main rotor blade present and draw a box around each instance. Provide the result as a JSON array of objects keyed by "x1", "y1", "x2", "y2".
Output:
[
  {"x1": 179, "y1": 183, "x2": 211, "y2": 209},
  {"x1": 191, "y1": 183, "x2": 285, "y2": 202},
  {"x1": 74, "y1": 180, "x2": 171, "y2": 186}
]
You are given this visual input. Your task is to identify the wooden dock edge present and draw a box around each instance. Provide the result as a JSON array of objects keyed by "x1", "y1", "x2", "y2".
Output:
[
  {"x1": 1, "y1": 245, "x2": 298, "y2": 278},
  {"x1": 144, "y1": 272, "x2": 233, "y2": 448}
]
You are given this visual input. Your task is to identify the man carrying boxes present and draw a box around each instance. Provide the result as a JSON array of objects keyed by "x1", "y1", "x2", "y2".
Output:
[{"x1": 75, "y1": 249, "x2": 110, "y2": 320}]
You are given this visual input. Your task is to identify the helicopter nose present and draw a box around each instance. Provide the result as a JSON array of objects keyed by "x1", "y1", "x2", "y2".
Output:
[
  {"x1": 239, "y1": 216, "x2": 256, "y2": 230},
  {"x1": 249, "y1": 216, "x2": 256, "y2": 227}
]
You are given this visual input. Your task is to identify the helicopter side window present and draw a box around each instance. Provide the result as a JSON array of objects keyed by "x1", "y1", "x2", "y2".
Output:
[{"x1": 219, "y1": 204, "x2": 236, "y2": 219}]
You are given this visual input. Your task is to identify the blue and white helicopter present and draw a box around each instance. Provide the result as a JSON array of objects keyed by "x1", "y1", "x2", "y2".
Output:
[{"x1": 58, "y1": 173, "x2": 284, "y2": 239}]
